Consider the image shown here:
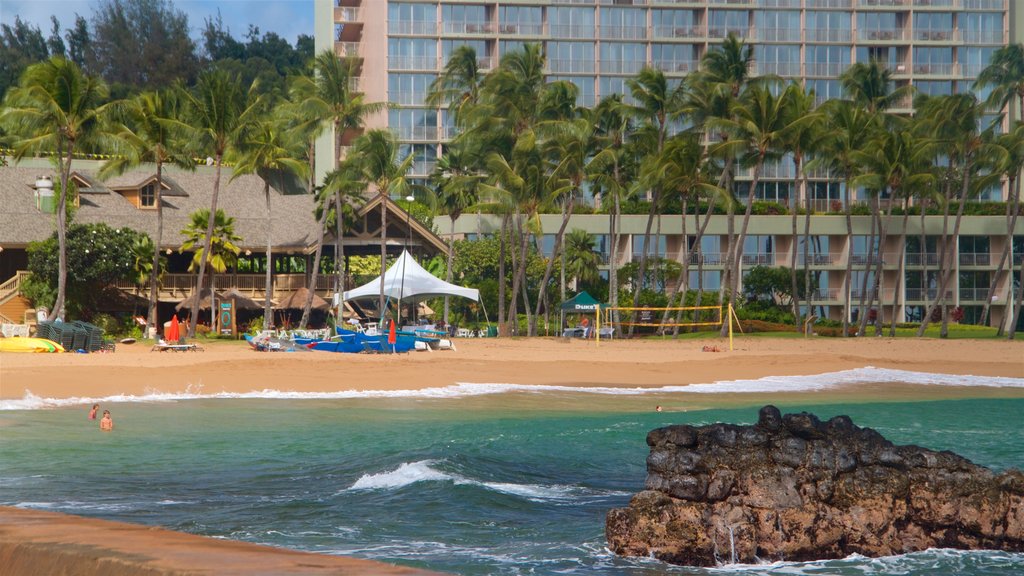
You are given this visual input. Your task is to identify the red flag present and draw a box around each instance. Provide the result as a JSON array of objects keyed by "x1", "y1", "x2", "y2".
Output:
[{"x1": 388, "y1": 319, "x2": 397, "y2": 345}]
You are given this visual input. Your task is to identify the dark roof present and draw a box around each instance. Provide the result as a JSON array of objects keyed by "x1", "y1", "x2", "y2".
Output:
[
  {"x1": 560, "y1": 291, "x2": 603, "y2": 312},
  {"x1": 0, "y1": 160, "x2": 320, "y2": 250}
]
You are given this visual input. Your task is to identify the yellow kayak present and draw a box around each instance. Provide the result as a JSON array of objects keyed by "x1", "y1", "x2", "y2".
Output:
[{"x1": 0, "y1": 337, "x2": 66, "y2": 353}]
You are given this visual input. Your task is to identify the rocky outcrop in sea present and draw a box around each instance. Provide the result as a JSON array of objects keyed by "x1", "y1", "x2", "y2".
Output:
[{"x1": 606, "y1": 405, "x2": 1024, "y2": 567}]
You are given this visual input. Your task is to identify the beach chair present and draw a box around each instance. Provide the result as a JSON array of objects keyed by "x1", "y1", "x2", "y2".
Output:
[
  {"x1": 598, "y1": 326, "x2": 615, "y2": 339},
  {"x1": 151, "y1": 342, "x2": 203, "y2": 352}
]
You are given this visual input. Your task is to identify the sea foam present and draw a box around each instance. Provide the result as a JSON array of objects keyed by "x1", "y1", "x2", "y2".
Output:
[
  {"x1": 344, "y1": 460, "x2": 617, "y2": 502},
  {"x1": 2, "y1": 367, "x2": 1022, "y2": 410}
]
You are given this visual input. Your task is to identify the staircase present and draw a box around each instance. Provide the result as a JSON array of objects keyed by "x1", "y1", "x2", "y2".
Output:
[{"x1": 0, "y1": 271, "x2": 32, "y2": 325}]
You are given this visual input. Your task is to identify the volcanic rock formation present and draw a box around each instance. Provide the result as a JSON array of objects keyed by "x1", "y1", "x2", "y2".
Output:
[{"x1": 606, "y1": 405, "x2": 1024, "y2": 567}]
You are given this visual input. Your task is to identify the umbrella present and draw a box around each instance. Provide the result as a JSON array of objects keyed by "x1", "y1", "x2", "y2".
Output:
[
  {"x1": 220, "y1": 288, "x2": 264, "y2": 311},
  {"x1": 175, "y1": 287, "x2": 223, "y2": 311},
  {"x1": 166, "y1": 315, "x2": 180, "y2": 342},
  {"x1": 388, "y1": 319, "x2": 396, "y2": 346},
  {"x1": 276, "y1": 287, "x2": 330, "y2": 311}
]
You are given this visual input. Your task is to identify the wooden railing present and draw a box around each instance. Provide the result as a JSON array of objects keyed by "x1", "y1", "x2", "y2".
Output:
[
  {"x1": 113, "y1": 273, "x2": 337, "y2": 300},
  {"x1": 0, "y1": 271, "x2": 31, "y2": 306}
]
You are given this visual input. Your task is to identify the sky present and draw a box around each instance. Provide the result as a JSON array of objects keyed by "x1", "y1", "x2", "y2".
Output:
[{"x1": 0, "y1": 0, "x2": 314, "y2": 44}]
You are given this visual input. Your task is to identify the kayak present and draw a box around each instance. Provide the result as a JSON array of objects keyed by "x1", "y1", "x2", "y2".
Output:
[{"x1": 0, "y1": 337, "x2": 66, "y2": 353}]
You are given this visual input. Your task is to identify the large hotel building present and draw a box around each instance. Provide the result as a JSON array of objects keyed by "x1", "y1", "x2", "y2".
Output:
[{"x1": 313, "y1": 0, "x2": 1023, "y2": 329}]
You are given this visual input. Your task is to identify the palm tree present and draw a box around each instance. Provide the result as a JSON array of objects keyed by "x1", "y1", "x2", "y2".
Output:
[
  {"x1": 320, "y1": 157, "x2": 368, "y2": 327},
  {"x1": 434, "y1": 142, "x2": 482, "y2": 324},
  {"x1": 812, "y1": 100, "x2": 877, "y2": 336},
  {"x1": 626, "y1": 67, "x2": 682, "y2": 331},
  {"x1": 349, "y1": 129, "x2": 415, "y2": 319},
  {"x1": 775, "y1": 84, "x2": 825, "y2": 329},
  {"x1": 101, "y1": 89, "x2": 194, "y2": 337},
  {"x1": 230, "y1": 116, "x2": 308, "y2": 330},
  {"x1": 178, "y1": 69, "x2": 264, "y2": 337},
  {"x1": 981, "y1": 124, "x2": 1024, "y2": 334},
  {"x1": 179, "y1": 208, "x2": 242, "y2": 328},
  {"x1": 564, "y1": 228, "x2": 601, "y2": 291},
  {"x1": 1, "y1": 56, "x2": 110, "y2": 321},
  {"x1": 710, "y1": 83, "x2": 793, "y2": 325},
  {"x1": 590, "y1": 95, "x2": 635, "y2": 333},
  {"x1": 974, "y1": 43, "x2": 1024, "y2": 120},
  {"x1": 840, "y1": 60, "x2": 911, "y2": 116},
  {"x1": 426, "y1": 45, "x2": 482, "y2": 128},
  {"x1": 915, "y1": 94, "x2": 1005, "y2": 337}
]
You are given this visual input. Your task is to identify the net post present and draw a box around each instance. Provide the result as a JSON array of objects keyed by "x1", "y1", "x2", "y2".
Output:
[
  {"x1": 595, "y1": 305, "x2": 601, "y2": 347},
  {"x1": 727, "y1": 303, "x2": 734, "y2": 351}
]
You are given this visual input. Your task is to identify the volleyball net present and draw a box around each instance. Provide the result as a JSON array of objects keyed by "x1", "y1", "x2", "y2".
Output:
[{"x1": 601, "y1": 305, "x2": 724, "y2": 329}]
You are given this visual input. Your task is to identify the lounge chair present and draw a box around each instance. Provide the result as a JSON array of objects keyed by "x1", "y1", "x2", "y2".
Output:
[{"x1": 151, "y1": 339, "x2": 203, "y2": 352}]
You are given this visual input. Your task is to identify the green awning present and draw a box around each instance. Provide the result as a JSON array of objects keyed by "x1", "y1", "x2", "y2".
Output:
[{"x1": 559, "y1": 291, "x2": 604, "y2": 312}]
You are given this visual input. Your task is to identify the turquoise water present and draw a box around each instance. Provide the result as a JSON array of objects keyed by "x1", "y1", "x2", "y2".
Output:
[{"x1": 2, "y1": 380, "x2": 1024, "y2": 575}]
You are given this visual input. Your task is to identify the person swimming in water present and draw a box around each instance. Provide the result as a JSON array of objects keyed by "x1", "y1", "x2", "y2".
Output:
[
  {"x1": 100, "y1": 410, "x2": 113, "y2": 431},
  {"x1": 89, "y1": 404, "x2": 99, "y2": 420}
]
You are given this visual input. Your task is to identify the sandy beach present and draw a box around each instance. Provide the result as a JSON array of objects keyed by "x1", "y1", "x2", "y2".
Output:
[{"x1": 1, "y1": 336, "x2": 1022, "y2": 402}]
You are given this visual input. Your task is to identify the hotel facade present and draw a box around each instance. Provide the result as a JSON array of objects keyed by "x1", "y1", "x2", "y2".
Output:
[{"x1": 313, "y1": 0, "x2": 1024, "y2": 329}]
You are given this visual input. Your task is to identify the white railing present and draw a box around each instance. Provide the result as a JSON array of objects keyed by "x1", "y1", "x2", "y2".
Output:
[
  {"x1": 905, "y1": 288, "x2": 953, "y2": 301},
  {"x1": 806, "y1": 29, "x2": 853, "y2": 43},
  {"x1": 809, "y1": 288, "x2": 841, "y2": 301},
  {"x1": 389, "y1": 21, "x2": 437, "y2": 35},
  {"x1": 858, "y1": 0, "x2": 911, "y2": 6},
  {"x1": 914, "y1": 63, "x2": 956, "y2": 75},
  {"x1": 959, "y1": 30, "x2": 1006, "y2": 44},
  {"x1": 548, "y1": 24, "x2": 595, "y2": 39},
  {"x1": 389, "y1": 91, "x2": 427, "y2": 106},
  {"x1": 708, "y1": 27, "x2": 751, "y2": 39},
  {"x1": 962, "y1": 0, "x2": 1004, "y2": 9},
  {"x1": 859, "y1": 29, "x2": 910, "y2": 41},
  {"x1": 959, "y1": 287, "x2": 990, "y2": 301},
  {"x1": 905, "y1": 253, "x2": 940, "y2": 266},
  {"x1": 757, "y1": 62, "x2": 802, "y2": 77},
  {"x1": 601, "y1": 60, "x2": 646, "y2": 75},
  {"x1": 498, "y1": 23, "x2": 544, "y2": 35},
  {"x1": 797, "y1": 254, "x2": 840, "y2": 266},
  {"x1": 443, "y1": 22, "x2": 495, "y2": 34},
  {"x1": 389, "y1": 56, "x2": 438, "y2": 71},
  {"x1": 740, "y1": 253, "x2": 776, "y2": 266},
  {"x1": 599, "y1": 25, "x2": 648, "y2": 40},
  {"x1": 915, "y1": 30, "x2": 955, "y2": 42},
  {"x1": 392, "y1": 125, "x2": 439, "y2": 140},
  {"x1": 549, "y1": 58, "x2": 595, "y2": 74},
  {"x1": 652, "y1": 26, "x2": 703, "y2": 39},
  {"x1": 653, "y1": 61, "x2": 697, "y2": 73},
  {"x1": 334, "y1": 7, "x2": 359, "y2": 22},
  {"x1": 756, "y1": 28, "x2": 801, "y2": 42},
  {"x1": 335, "y1": 42, "x2": 359, "y2": 57},
  {"x1": 806, "y1": 0, "x2": 853, "y2": 6}
]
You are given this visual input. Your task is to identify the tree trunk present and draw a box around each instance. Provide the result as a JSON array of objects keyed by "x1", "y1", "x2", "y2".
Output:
[
  {"x1": 189, "y1": 153, "x2": 223, "y2": 338},
  {"x1": 263, "y1": 180, "x2": 274, "y2": 330},
  {"x1": 842, "y1": 176, "x2": 855, "y2": 337},
  {"x1": 630, "y1": 190, "x2": 660, "y2": 335},
  {"x1": 444, "y1": 215, "x2": 457, "y2": 325},
  {"x1": 717, "y1": 162, "x2": 737, "y2": 338},
  {"x1": 857, "y1": 195, "x2": 881, "y2": 337},
  {"x1": 679, "y1": 199, "x2": 717, "y2": 335},
  {"x1": 789, "y1": 166, "x2": 801, "y2": 329},
  {"x1": 1008, "y1": 251, "x2": 1024, "y2": 340},
  {"x1": 801, "y1": 168, "x2": 813, "y2": 331},
  {"x1": 50, "y1": 143, "x2": 72, "y2": 322},
  {"x1": 918, "y1": 163, "x2": 971, "y2": 337},
  {"x1": 498, "y1": 213, "x2": 508, "y2": 336},
  {"x1": 661, "y1": 197, "x2": 688, "y2": 332},
  {"x1": 149, "y1": 161, "x2": 163, "y2": 337},
  {"x1": 889, "y1": 200, "x2": 911, "y2": 336},
  {"x1": 983, "y1": 176, "x2": 1018, "y2": 330},
  {"x1": 301, "y1": 201, "x2": 330, "y2": 331},
  {"x1": 609, "y1": 170, "x2": 622, "y2": 331},
  {"x1": 723, "y1": 160, "x2": 765, "y2": 336},
  {"x1": 532, "y1": 196, "x2": 575, "y2": 336},
  {"x1": 378, "y1": 190, "x2": 388, "y2": 324}
]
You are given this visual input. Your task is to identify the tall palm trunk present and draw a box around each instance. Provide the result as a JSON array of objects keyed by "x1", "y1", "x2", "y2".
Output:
[
  {"x1": 858, "y1": 195, "x2": 885, "y2": 337},
  {"x1": 300, "y1": 202, "x2": 331, "y2": 330},
  {"x1": 189, "y1": 152, "x2": 223, "y2": 338},
  {"x1": 50, "y1": 142, "x2": 74, "y2": 322},
  {"x1": 726, "y1": 161, "x2": 765, "y2": 328},
  {"x1": 661, "y1": 198, "x2": 688, "y2": 331},
  {"x1": 532, "y1": 196, "x2": 575, "y2": 336},
  {"x1": 918, "y1": 161, "x2": 972, "y2": 337},
  {"x1": 718, "y1": 157, "x2": 737, "y2": 337},
  {"x1": 1009, "y1": 254, "x2": 1024, "y2": 340},
  {"x1": 856, "y1": 201, "x2": 877, "y2": 336},
  {"x1": 378, "y1": 190, "x2": 388, "y2": 323},
  {"x1": 630, "y1": 190, "x2": 660, "y2": 336},
  {"x1": 263, "y1": 180, "x2": 274, "y2": 330},
  {"x1": 680, "y1": 199, "x2": 717, "y2": 335},
  {"x1": 789, "y1": 168, "x2": 801, "y2": 329},
  {"x1": 842, "y1": 176, "x2": 855, "y2": 337},
  {"x1": 610, "y1": 171, "x2": 622, "y2": 331},
  {"x1": 507, "y1": 213, "x2": 530, "y2": 334},
  {"x1": 889, "y1": 198, "x2": 911, "y2": 336},
  {"x1": 444, "y1": 215, "x2": 457, "y2": 325},
  {"x1": 869, "y1": 195, "x2": 896, "y2": 336},
  {"x1": 498, "y1": 214, "x2": 508, "y2": 336},
  {"x1": 149, "y1": 161, "x2": 164, "y2": 336},
  {"x1": 801, "y1": 170, "x2": 814, "y2": 329},
  {"x1": 983, "y1": 175, "x2": 1019, "y2": 331},
  {"x1": 335, "y1": 194, "x2": 346, "y2": 325}
]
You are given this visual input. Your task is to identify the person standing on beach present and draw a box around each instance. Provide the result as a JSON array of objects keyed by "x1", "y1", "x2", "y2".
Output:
[
  {"x1": 89, "y1": 404, "x2": 99, "y2": 420},
  {"x1": 100, "y1": 410, "x2": 113, "y2": 431}
]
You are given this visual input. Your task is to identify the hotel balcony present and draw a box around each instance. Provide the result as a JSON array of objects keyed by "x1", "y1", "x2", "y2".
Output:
[
  {"x1": 858, "y1": 29, "x2": 910, "y2": 42},
  {"x1": 334, "y1": 41, "x2": 360, "y2": 59},
  {"x1": 389, "y1": 91, "x2": 427, "y2": 106},
  {"x1": 599, "y1": 25, "x2": 648, "y2": 41},
  {"x1": 741, "y1": 253, "x2": 776, "y2": 266},
  {"x1": 858, "y1": 0, "x2": 912, "y2": 8},
  {"x1": 756, "y1": 61, "x2": 802, "y2": 77},
  {"x1": 797, "y1": 254, "x2": 842, "y2": 266},
  {"x1": 442, "y1": 22, "x2": 495, "y2": 35},
  {"x1": 708, "y1": 27, "x2": 752, "y2": 40},
  {"x1": 548, "y1": 58, "x2": 595, "y2": 75},
  {"x1": 653, "y1": 60, "x2": 697, "y2": 74},
  {"x1": 809, "y1": 288, "x2": 841, "y2": 301},
  {"x1": 392, "y1": 125, "x2": 439, "y2": 141},
  {"x1": 850, "y1": 288, "x2": 899, "y2": 302},
  {"x1": 755, "y1": 28, "x2": 802, "y2": 43},
  {"x1": 651, "y1": 26, "x2": 703, "y2": 40},
  {"x1": 962, "y1": 0, "x2": 1006, "y2": 9},
  {"x1": 389, "y1": 56, "x2": 439, "y2": 72},
  {"x1": 959, "y1": 287, "x2": 990, "y2": 301},
  {"x1": 333, "y1": 6, "x2": 362, "y2": 43},
  {"x1": 708, "y1": 0, "x2": 756, "y2": 6},
  {"x1": 805, "y1": 62, "x2": 848, "y2": 77},
  {"x1": 913, "y1": 62, "x2": 957, "y2": 76},
  {"x1": 905, "y1": 288, "x2": 954, "y2": 301},
  {"x1": 959, "y1": 29, "x2": 1006, "y2": 44},
  {"x1": 959, "y1": 253, "x2": 992, "y2": 267},
  {"x1": 548, "y1": 24, "x2": 595, "y2": 40},
  {"x1": 806, "y1": 0, "x2": 853, "y2": 7},
  {"x1": 601, "y1": 60, "x2": 646, "y2": 75},
  {"x1": 914, "y1": 29, "x2": 955, "y2": 42},
  {"x1": 905, "y1": 253, "x2": 940, "y2": 267},
  {"x1": 498, "y1": 23, "x2": 544, "y2": 36},
  {"x1": 806, "y1": 28, "x2": 853, "y2": 43}
]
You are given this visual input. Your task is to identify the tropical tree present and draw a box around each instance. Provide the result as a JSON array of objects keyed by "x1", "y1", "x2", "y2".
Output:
[
  {"x1": 982, "y1": 124, "x2": 1024, "y2": 335},
  {"x1": 426, "y1": 45, "x2": 483, "y2": 128},
  {"x1": 974, "y1": 43, "x2": 1024, "y2": 120},
  {"x1": 230, "y1": 116, "x2": 308, "y2": 329},
  {"x1": 840, "y1": 60, "x2": 912, "y2": 116},
  {"x1": 349, "y1": 129, "x2": 414, "y2": 318},
  {"x1": 0, "y1": 56, "x2": 110, "y2": 321},
  {"x1": 100, "y1": 89, "x2": 194, "y2": 336},
  {"x1": 179, "y1": 208, "x2": 242, "y2": 327},
  {"x1": 710, "y1": 82, "x2": 793, "y2": 328},
  {"x1": 564, "y1": 228, "x2": 601, "y2": 291},
  {"x1": 320, "y1": 157, "x2": 368, "y2": 327},
  {"x1": 433, "y1": 141, "x2": 482, "y2": 324},
  {"x1": 915, "y1": 94, "x2": 1005, "y2": 337},
  {"x1": 178, "y1": 68, "x2": 264, "y2": 337},
  {"x1": 812, "y1": 100, "x2": 877, "y2": 336}
]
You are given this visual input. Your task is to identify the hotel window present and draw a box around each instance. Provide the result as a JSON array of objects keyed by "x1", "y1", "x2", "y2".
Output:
[
  {"x1": 915, "y1": 81, "x2": 953, "y2": 97},
  {"x1": 913, "y1": 13, "x2": 953, "y2": 42},
  {"x1": 913, "y1": 47, "x2": 953, "y2": 75},
  {"x1": 600, "y1": 43, "x2": 645, "y2": 75},
  {"x1": 805, "y1": 11, "x2": 851, "y2": 43},
  {"x1": 388, "y1": 3, "x2": 436, "y2": 35},
  {"x1": 857, "y1": 12, "x2": 903, "y2": 41},
  {"x1": 959, "y1": 12, "x2": 1003, "y2": 44},
  {"x1": 441, "y1": 4, "x2": 490, "y2": 35},
  {"x1": 632, "y1": 235, "x2": 667, "y2": 259},
  {"x1": 599, "y1": 76, "x2": 632, "y2": 104},
  {"x1": 708, "y1": 10, "x2": 749, "y2": 39},
  {"x1": 140, "y1": 183, "x2": 156, "y2": 208},
  {"x1": 806, "y1": 45, "x2": 850, "y2": 77},
  {"x1": 442, "y1": 39, "x2": 489, "y2": 67},
  {"x1": 600, "y1": 7, "x2": 646, "y2": 40},
  {"x1": 742, "y1": 235, "x2": 775, "y2": 260},
  {"x1": 548, "y1": 7, "x2": 595, "y2": 40},
  {"x1": 688, "y1": 270, "x2": 721, "y2": 291},
  {"x1": 398, "y1": 143, "x2": 437, "y2": 176},
  {"x1": 652, "y1": 44, "x2": 695, "y2": 74},
  {"x1": 961, "y1": 46, "x2": 997, "y2": 79},
  {"x1": 498, "y1": 6, "x2": 542, "y2": 35},
  {"x1": 388, "y1": 38, "x2": 437, "y2": 71},
  {"x1": 388, "y1": 74, "x2": 435, "y2": 106},
  {"x1": 754, "y1": 45, "x2": 800, "y2": 77},
  {"x1": 548, "y1": 42, "x2": 594, "y2": 74},
  {"x1": 549, "y1": 75, "x2": 596, "y2": 107},
  {"x1": 755, "y1": 11, "x2": 800, "y2": 42},
  {"x1": 807, "y1": 79, "x2": 842, "y2": 106},
  {"x1": 855, "y1": 46, "x2": 905, "y2": 72},
  {"x1": 651, "y1": 9, "x2": 697, "y2": 39},
  {"x1": 389, "y1": 109, "x2": 438, "y2": 141}
]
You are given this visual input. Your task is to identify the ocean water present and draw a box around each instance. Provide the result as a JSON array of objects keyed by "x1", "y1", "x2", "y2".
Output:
[{"x1": 1, "y1": 368, "x2": 1023, "y2": 576}]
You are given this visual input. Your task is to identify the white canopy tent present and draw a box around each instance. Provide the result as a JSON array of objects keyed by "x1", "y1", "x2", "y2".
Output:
[{"x1": 343, "y1": 250, "x2": 480, "y2": 304}]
